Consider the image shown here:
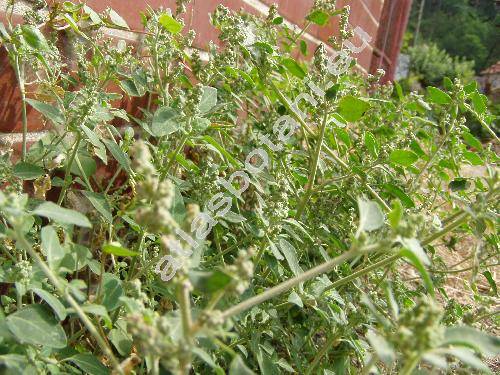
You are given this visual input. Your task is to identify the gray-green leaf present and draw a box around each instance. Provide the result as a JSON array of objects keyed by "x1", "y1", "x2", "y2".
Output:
[
  {"x1": 357, "y1": 197, "x2": 385, "y2": 233},
  {"x1": 199, "y1": 86, "x2": 218, "y2": 113},
  {"x1": 443, "y1": 326, "x2": 500, "y2": 357},
  {"x1": 34, "y1": 202, "x2": 91, "y2": 228},
  {"x1": 82, "y1": 191, "x2": 112, "y2": 223},
  {"x1": 41, "y1": 225, "x2": 65, "y2": 269},
  {"x1": 66, "y1": 353, "x2": 109, "y2": 375},
  {"x1": 229, "y1": 356, "x2": 256, "y2": 375},
  {"x1": 278, "y1": 238, "x2": 303, "y2": 275},
  {"x1": 31, "y1": 288, "x2": 67, "y2": 321},
  {"x1": 102, "y1": 138, "x2": 132, "y2": 175},
  {"x1": 6, "y1": 305, "x2": 67, "y2": 348},
  {"x1": 151, "y1": 107, "x2": 180, "y2": 136},
  {"x1": 13, "y1": 162, "x2": 44, "y2": 180},
  {"x1": 26, "y1": 99, "x2": 64, "y2": 125},
  {"x1": 366, "y1": 330, "x2": 395, "y2": 365}
]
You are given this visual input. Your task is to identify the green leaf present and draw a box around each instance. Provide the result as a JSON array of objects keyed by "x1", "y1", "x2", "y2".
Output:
[
  {"x1": 108, "y1": 321, "x2": 132, "y2": 356},
  {"x1": 410, "y1": 140, "x2": 426, "y2": 157},
  {"x1": 102, "y1": 138, "x2": 132, "y2": 175},
  {"x1": 202, "y1": 135, "x2": 242, "y2": 168},
  {"x1": 13, "y1": 162, "x2": 44, "y2": 180},
  {"x1": 41, "y1": 225, "x2": 65, "y2": 269},
  {"x1": 151, "y1": 107, "x2": 180, "y2": 137},
  {"x1": 34, "y1": 202, "x2": 92, "y2": 228},
  {"x1": 66, "y1": 353, "x2": 109, "y2": 375},
  {"x1": 101, "y1": 274, "x2": 123, "y2": 311},
  {"x1": 83, "y1": 5, "x2": 102, "y2": 25},
  {"x1": 364, "y1": 131, "x2": 379, "y2": 158},
  {"x1": 299, "y1": 40, "x2": 308, "y2": 56},
  {"x1": 192, "y1": 117, "x2": 210, "y2": 132},
  {"x1": 82, "y1": 191, "x2": 112, "y2": 223},
  {"x1": 77, "y1": 304, "x2": 112, "y2": 328},
  {"x1": 388, "y1": 200, "x2": 403, "y2": 228},
  {"x1": 449, "y1": 178, "x2": 470, "y2": 192},
  {"x1": 252, "y1": 42, "x2": 274, "y2": 54},
  {"x1": 334, "y1": 128, "x2": 351, "y2": 147},
  {"x1": 281, "y1": 58, "x2": 306, "y2": 79},
  {"x1": 287, "y1": 291, "x2": 303, "y2": 307},
  {"x1": 158, "y1": 13, "x2": 183, "y2": 34},
  {"x1": 189, "y1": 270, "x2": 233, "y2": 293},
  {"x1": 6, "y1": 304, "x2": 67, "y2": 348},
  {"x1": 272, "y1": 16, "x2": 283, "y2": 25},
  {"x1": 71, "y1": 151, "x2": 96, "y2": 180},
  {"x1": 230, "y1": 356, "x2": 256, "y2": 375},
  {"x1": 400, "y1": 248, "x2": 434, "y2": 296},
  {"x1": 119, "y1": 79, "x2": 144, "y2": 97},
  {"x1": 0, "y1": 354, "x2": 29, "y2": 374},
  {"x1": 357, "y1": 197, "x2": 385, "y2": 233},
  {"x1": 366, "y1": 330, "x2": 395, "y2": 365},
  {"x1": 268, "y1": 240, "x2": 284, "y2": 260},
  {"x1": 462, "y1": 132, "x2": 483, "y2": 150},
  {"x1": 306, "y1": 9, "x2": 329, "y2": 26},
  {"x1": 21, "y1": 25, "x2": 49, "y2": 50},
  {"x1": 278, "y1": 238, "x2": 303, "y2": 276},
  {"x1": 443, "y1": 326, "x2": 500, "y2": 357},
  {"x1": 389, "y1": 149, "x2": 419, "y2": 167},
  {"x1": 0, "y1": 22, "x2": 10, "y2": 41},
  {"x1": 462, "y1": 150, "x2": 483, "y2": 166},
  {"x1": 383, "y1": 183, "x2": 415, "y2": 208},
  {"x1": 102, "y1": 242, "x2": 139, "y2": 257},
  {"x1": 81, "y1": 125, "x2": 106, "y2": 151},
  {"x1": 470, "y1": 92, "x2": 487, "y2": 114},
  {"x1": 464, "y1": 81, "x2": 478, "y2": 94},
  {"x1": 25, "y1": 99, "x2": 64, "y2": 125},
  {"x1": 31, "y1": 287, "x2": 67, "y2": 321},
  {"x1": 439, "y1": 348, "x2": 491, "y2": 374},
  {"x1": 325, "y1": 83, "x2": 341, "y2": 100},
  {"x1": 338, "y1": 96, "x2": 370, "y2": 122},
  {"x1": 400, "y1": 237, "x2": 429, "y2": 265},
  {"x1": 427, "y1": 86, "x2": 452, "y2": 105},
  {"x1": 193, "y1": 347, "x2": 220, "y2": 370},
  {"x1": 482, "y1": 271, "x2": 497, "y2": 295},
  {"x1": 199, "y1": 86, "x2": 218, "y2": 113},
  {"x1": 108, "y1": 8, "x2": 129, "y2": 29}
]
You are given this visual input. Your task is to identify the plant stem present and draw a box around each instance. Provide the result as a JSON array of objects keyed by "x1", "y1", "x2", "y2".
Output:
[
  {"x1": 14, "y1": 231, "x2": 123, "y2": 374},
  {"x1": 411, "y1": 105, "x2": 457, "y2": 191},
  {"x1": 162, "y1": 132, "x2": 189, "y2": 179},
  {"x1": 75, "y1": 154, "x2": 93, "y2": 191},
  {"x1": 220, "y1": 208, "x2": 471, "y2": 319},
  {"x1": 57, "y1": 133, "x2": 82, "y2": 205},
  {"x1": 220, "y1": 246, "x2": 366, "y2": 319},
  {"x1": 178, "y1": 276, "x2": 193, "y2": 374},
  {"x1": 305, "y1": 332, "x2": 338, "y2": 374},
  {"x1": 269, "y1": 81, "x2": 390, "y2": 211},
  {"x1": 296, "y1": 107, "x2": 328, "y2": 218},
  {"x1": 104, "y1": 166, "x2": 122, "y2": 195},
  {"x1": 463, "y1": 103, "x2": 499, "y2": 142},
  {"x1": 292, "y1": 20, "x2": 311, "y2": 44},
  {"x1": 399, "y1": 354, "x2": 421, "y2": 375},
  {"x1": 323, "y1": 253, "x2": 400, "y2": 294}
]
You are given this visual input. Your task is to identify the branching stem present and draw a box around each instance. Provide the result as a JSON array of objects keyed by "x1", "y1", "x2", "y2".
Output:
[{"x1": 14, "y1": 231, "x2": 123, "y2": 374}]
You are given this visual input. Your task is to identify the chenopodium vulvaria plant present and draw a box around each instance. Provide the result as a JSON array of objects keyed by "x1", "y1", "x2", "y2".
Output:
[{"x1": 0, "y1": 1, "x2": 498, "y2": 374}]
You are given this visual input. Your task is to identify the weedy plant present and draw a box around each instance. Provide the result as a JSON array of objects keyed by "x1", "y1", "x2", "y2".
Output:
[{"x1": 0, "y1": 1, "x2": 498, "y2": 374}]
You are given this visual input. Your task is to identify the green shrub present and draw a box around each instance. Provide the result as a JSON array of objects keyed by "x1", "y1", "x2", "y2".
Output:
[
  {"x1": 406, "y1": 43, "x2": 475, "y2": 87},
  {"x1": 0, "y1": 2, "x2": 498, "y2": 375}
]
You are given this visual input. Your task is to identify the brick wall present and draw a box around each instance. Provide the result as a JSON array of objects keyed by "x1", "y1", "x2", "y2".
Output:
[{"x1": 0, "y1": 0, "x2": 412, "y2": 151}]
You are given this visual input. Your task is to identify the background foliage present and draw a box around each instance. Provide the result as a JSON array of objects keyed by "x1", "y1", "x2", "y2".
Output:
[{"x1": 0, "y1": 1, "x2": 499, "y2": 374}]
